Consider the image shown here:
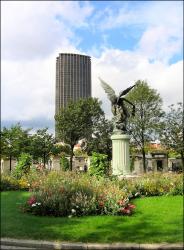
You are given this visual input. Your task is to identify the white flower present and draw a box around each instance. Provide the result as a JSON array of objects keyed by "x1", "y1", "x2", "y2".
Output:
[
  {"x1": 135, "y1": 192, "x2": 140, "y2": 197},
  {"x1": 36, "y1": 202, "x2": 41, "y2": 206},
  {"x1": 68, "y1": 215, "x2": 72, "y2": 218},
  {"x1": 32, "y1": 204, "x2": 36, "y2": 207},
  {"x1": 71, "y1": 209, "x2": 76, "y2": 214}
]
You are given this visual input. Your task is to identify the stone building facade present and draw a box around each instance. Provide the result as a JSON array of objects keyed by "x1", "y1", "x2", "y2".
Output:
[{"x1": 132, "y1": 153, "x2": 182, "y2": 174}]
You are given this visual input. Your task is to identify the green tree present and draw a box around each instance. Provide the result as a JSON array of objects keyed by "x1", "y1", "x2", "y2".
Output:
[
  {"x1": 51, "y1": 143, "x2": 71, "y2": 157},
  {"x1": 160, "y1": 103, "x2": 184, "y2": 168},
  {"x1": 89, "y1": 152, "x2": 109, "y2": 177},
  {"x1": 60, "y1": 156, "x2": 70, "y2": 171},
  {"x1": 1, "y1": 123, "x2": 31, "y2": 171},
  {"x1": 126, "y1": 80, "x2": 164, "y2": 172},
  {"x1": 30, "y1": 128, "x2": 55, "y2": 167},
  {"x1": 12, "y1": 153, "x2": 32, "y2": 179},
  {"x1": 55, "y1": 97, "x2": 104, "y2": 170},
  {"x1": 87, "y1": 118, "x2": 113, "y2": 160}
]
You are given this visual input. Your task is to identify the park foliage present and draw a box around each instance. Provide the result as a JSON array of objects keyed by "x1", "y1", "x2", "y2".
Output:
[
  {"x1": 1, "y1": 169, "x2": 183, "y2": 217},
  {"x1": 59, "y1": 155, "x2": 70, "y2": 171},
  {"x1": 21, "y1": 171, "x2": 135, "y2": 217},
  {"x1": 12, "y1": 153, "x2": 32, "y2": 179},
  {"x1": 89, "y1": 152, "x2": 109, "y2": 177},
  {"x1": 0, "y1": 82, "x2": 183, "y2": 219}
]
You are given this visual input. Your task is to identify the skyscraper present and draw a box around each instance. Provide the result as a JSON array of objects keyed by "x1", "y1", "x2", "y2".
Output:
[{"x1": 55, "y1": 53, "x2": 91, "y2": 134}]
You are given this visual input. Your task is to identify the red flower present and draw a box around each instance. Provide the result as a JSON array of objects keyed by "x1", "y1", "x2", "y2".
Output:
[
  {"x1": 128, "y1": 204, "x2": 136, "y2": 210},
  {"x1": 27, "y1": 196, "x2": 36, "y2": 206},
  {"x1": 119, "y1": 207, "x2": 131, "y2": 215},
  {"x1": 124, "y1": 209, "x2": 131, "y2": 214},
  {"x1": 98, "y1": 201, "x2": 104, "y2": 207},
  {"x1": 122, "y1": 208, "x2": 131, "y2": 214}
]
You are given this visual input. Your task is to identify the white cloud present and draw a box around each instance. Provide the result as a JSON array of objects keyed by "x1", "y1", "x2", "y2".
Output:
[
  {"x1": 138, "y1": 25, "x2": 182, "y2": 63},
  {"x1": 94, "y1": 1, "x2": 183, "y2": 63},
  {"x1": 96, "y1": 2, "x2": 182, "y2": 32},
  {"x1": 2, "y1": 1, "x2": 93, "y2": 60},
  {"x1": 2, "y1": 56, "x2": 55, "y2": 120},
  {"x1": 2, "y1": 47, "x2": 182, "y2": 124},
  {"x1": 92, "y1": 49, "x2": 183, "y2": 117},
  {"x1": 1, "y1": 45, "x2": 84, "y2": 121}
]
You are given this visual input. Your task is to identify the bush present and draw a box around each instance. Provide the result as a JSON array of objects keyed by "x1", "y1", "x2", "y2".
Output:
[
  {"x1": 12, "y1": 153, "x2": 32, "y2": 179},
  {"x1": 21, "y1": 171, "x2": 135, "y2": 217},
  {"x1": 89, "y1": 152, "x2": 109, "y2": 177},
  {"x1": 0, "y1": 175, "x2": 29, "y2": 191},
  {"x1": 119, "y1": 173, "x2": 183, "y2": 197},
  {"x1": 60, "y1": 156, "x2": 70, "y2": 171}
]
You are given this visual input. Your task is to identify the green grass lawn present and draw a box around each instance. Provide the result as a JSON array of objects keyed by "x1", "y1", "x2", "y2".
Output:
[{"x1": 1, "y1": 191, "x2": 183, "y2": 243}]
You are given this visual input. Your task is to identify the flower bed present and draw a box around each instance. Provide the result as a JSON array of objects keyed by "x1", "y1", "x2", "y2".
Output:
[
  {"x1": 119, "y1": 173, "x2": 183, "y2": 197},
  {"x1": 2, "y1": 171, "x2": 182, "y2": 218},
  {"x1": 21, "y1": 171, "x2": 135, "y2": 217}
]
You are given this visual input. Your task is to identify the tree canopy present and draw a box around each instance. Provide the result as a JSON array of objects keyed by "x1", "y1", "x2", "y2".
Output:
[
  {"x1": 1, "y1": 123, "x2": 31, "y2": 171},
  {"x1": 1, "y1": 125, "x2": 57, "y2": 170},
  {"x1": 55, "y1": 97, "x2": 106, "y2": 170},
  {"x1": 160, "y1": 102, "x2": 184, "y2": 167},
  {"x1": 126, "y1": 80, "x2": 164, "y2": 172},
  {"x1": 30, "y1": 128, "x2": 56, "y2": 166},
  {"x1": 86, "y1": 117, "x2": 113, "y2": 159}
]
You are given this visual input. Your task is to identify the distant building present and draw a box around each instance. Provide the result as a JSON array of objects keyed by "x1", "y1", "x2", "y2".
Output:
[{"x1": 55, "y1": 53, "x2": 91, "y2": 132}]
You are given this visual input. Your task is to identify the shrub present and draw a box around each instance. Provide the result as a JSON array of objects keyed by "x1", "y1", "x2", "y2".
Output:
[
  {"x1": 119, "y1": 173, "x2": 183, "y2": 197},
  {"x1": 60, "y1": 156, "x2": 70, "y2": 171},
  {"x1": 21, "y1": 171, "x2": 135, "y2": 217},
  {"x1": 12, "y1": 153, "x2": 32, "y2": 179},
  {"x1": 89, "y1": 152, "x2": 109, "y2": 177},
  {"x1": 0, "y1": 175, "x2": 29, "y2": 191}
]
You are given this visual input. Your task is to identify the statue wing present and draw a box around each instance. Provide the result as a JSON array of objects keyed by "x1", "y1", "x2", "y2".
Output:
[
  {"x1": 99, "y1": 77, "x2": 117, "y2": 104},
  {"x1": 118, "y1": 84, "x2": 136, "y2": 98}
]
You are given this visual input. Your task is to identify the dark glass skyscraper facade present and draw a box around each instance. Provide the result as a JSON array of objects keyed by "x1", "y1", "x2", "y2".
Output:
[{"x1": 55, "y1": 53, "x2": 91, "y2": 133}]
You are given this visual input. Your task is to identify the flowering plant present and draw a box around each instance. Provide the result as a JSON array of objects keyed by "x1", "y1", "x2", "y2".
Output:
[
  {"x1": 119, "y1": 173, "x2": 183, "y2": 197},
  {"x1": 22, "y1": 171, "x2": 136, "y2": 217},
  {"x1": 119, "y1": 203, "x2": 136, "y2": 215}
]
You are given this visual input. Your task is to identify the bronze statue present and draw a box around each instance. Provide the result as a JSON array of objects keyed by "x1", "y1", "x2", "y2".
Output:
[{"x1": 99, "y1": 77, "x2": 136, "y2": 133}]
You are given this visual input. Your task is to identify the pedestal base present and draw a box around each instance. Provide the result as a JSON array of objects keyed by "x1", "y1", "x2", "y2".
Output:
[{"x1": 111, "y1": 133, "x2": 131, "y2": 176}]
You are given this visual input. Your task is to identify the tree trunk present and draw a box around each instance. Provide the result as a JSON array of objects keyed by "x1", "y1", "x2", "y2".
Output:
[
  {"x1": 181, "y1": 151, "x2": 184, "y2": 170},
  {"x1": 141, "y1": 128, "x2": 146, "y2": 173},
  {"x1": 142, "y1": 148, "x2": 146, "y2": 173},
  {"x1": 43, "y1": 152, "x2": 46, "y2": 168},
  {"x1": 70, "y1": 145, "x2": 74, "y2": 171},
  {"x1": 10, "y1": 155, "x2": 12, "y2": 172}
]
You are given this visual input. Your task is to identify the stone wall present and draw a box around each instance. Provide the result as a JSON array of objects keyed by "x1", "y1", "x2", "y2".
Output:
[
  {"x1": 1, "y1": 156, "x2": 182, "y2": 175},
  {"x1": 1, "y1": 159, "x2": 17, "y2": 175}
]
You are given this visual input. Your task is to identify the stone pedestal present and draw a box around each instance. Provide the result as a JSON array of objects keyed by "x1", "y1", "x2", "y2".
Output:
[{"x1": 111, "y1": 134, "x2": 131, "y2": 176}]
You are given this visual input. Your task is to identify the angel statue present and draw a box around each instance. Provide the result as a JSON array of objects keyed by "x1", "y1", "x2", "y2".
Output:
[{"x1": 99, "y1": 77, "x2": 136, "y2": 134}]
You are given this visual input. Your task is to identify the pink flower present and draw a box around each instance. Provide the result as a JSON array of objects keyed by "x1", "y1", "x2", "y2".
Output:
[
  {"x1": 27, "y1": 196, "x2": 36, "y2": 206},
  {"x1": 128, "y1": 204, "x2": 136, "y2": 210},
  {"x1": 123, "y1": 208, "x2": 131, "y2": 214},
  {"x1": 124, "y1": 209, "x2": 131, "y2": 214},
  {"x1": 119, "y1": 207, "x2": 131, "y2": 215}
]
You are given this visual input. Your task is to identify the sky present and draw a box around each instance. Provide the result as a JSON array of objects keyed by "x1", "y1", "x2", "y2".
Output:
[{"x1": 1, "y1": 1, "x2": 183, "y2": 134}]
